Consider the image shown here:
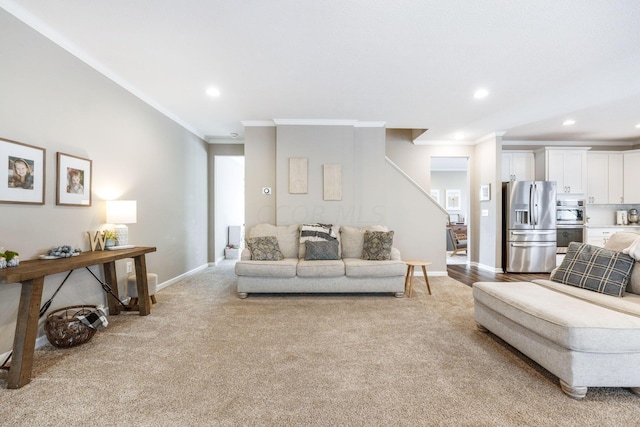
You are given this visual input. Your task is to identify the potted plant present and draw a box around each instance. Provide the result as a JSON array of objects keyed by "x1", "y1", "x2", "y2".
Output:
[{"x1": 102, "y1": 230, "x2": 117, "y2": 248}]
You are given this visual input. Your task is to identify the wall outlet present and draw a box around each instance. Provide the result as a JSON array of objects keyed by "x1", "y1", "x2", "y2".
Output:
[{"x1": 126, "y1": 261, "x2": 133, "y2": 274}]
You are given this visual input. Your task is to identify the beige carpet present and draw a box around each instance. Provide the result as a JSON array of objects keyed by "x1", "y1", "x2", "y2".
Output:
[{"x1": 1, "y1": 262, "x2": 638, "y2": 426}]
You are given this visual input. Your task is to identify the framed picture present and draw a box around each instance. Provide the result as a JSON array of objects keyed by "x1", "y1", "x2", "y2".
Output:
[
  {"x1": 0, "y1": 137, "x2": 46, "y2": 205},
  {"x1": 323, "y1": 164, "x2": 342, "y2": 201},
  {"x1": 480, "y1": 184, "x2": 491, "y2": 201},
  {"x1": 430, "y1": 189, "x2": 440, "y2": 204},
  {"x1": 56, "y1": 152, "x2": 92, "y2": 206},
  {"x1": 445, "y1": 189, "x2": 461, "y2": 211},
  {"x1": 289, "y1": 157, "x2": 308, "y2": 194}
]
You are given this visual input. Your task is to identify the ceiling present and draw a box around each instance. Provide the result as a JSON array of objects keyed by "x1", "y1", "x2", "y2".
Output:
[{"x1": 3, "y1": 0, "x2": 640, "y2": 146}]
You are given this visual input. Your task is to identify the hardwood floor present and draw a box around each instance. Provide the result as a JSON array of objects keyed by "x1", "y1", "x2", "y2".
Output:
[{"x1": 447, "y1": 264, "x2": 550, "y2": 287}]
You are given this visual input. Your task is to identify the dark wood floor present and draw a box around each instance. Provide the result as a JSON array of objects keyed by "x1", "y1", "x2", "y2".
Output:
[{"x1": 447, "y1": 264, "x2": 550, "y2": 287}]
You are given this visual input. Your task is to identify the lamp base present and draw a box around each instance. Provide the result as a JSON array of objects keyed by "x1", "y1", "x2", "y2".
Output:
[{"x1": 114, "y1": 224, "x2": 129, "y2": 246}]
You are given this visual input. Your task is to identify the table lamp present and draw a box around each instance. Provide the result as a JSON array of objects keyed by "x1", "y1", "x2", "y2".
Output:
[{"x1": 106, "y1": 200, "x2": 137, "y2": 246}]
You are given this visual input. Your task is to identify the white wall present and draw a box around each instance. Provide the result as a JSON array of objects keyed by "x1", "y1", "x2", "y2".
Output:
[{"x1": 0, "y1": 10, "x2": 208, "y2": 355}]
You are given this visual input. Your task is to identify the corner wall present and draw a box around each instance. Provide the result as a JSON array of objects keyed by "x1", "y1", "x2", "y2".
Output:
[{"x1": 0, "y1": 10, "x2": 209, "y2": 355}]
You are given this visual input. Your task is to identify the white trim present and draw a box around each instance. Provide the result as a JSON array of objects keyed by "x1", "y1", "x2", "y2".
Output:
[
  {"x1": 471, "y1": 261, "x2": 503, "y2": 274},
  {"x1": 0, "y1": 1, "x2": 204, "y2": 140},
  {"x1": 273, "y1": 119, "x2": 358, "y2": 126},
  {"x1": 502, "y1": 139, "x2": 635, "y2": 147},
  {"x1": 156, "y1": 263, "x2": 209, "y2": 292},
  {"x1": 354, "y1": 121, "x2": 386, "y2": 128},
  {"x1": 241, "y1": 120, "x2": 276, "y2": 127}
]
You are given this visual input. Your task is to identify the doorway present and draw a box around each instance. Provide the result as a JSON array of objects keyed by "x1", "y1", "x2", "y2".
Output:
[
  {"x1": 214, "y1": 155, "x2": 245, "y2": 263},
  {"x1": 430, "y1": 157, "x2": 470, "y2": 265}
]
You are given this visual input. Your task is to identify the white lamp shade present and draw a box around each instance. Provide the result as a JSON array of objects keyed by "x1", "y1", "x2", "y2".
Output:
[{"x1": 106, "y1": 200, "x2": 137, "y2": 224}]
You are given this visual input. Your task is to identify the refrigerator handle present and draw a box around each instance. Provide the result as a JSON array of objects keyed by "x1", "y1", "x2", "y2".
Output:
[{"x1": 529, "y1": 184, "x2": 536, "y2": 226}]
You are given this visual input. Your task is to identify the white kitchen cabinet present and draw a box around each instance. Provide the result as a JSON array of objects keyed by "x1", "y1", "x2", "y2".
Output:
[
  {"x1": 542, "y1": 148, "x2": 588, "y2": 195},
  {"x1": 586, "y1": 227, "x2": 621, "y2": 247},
  {"x1": 501, "y1": 151, "x2": 534, "y2": 182},
  {"x1": 586, "y1": 226, "x2": 640, "y2": 247},
  {"x1": 586, "y1": 152, "x2": 624, "y2": 204},
  {"x1": 624, "y1": 151, "x2": 640, "y2": 203}
]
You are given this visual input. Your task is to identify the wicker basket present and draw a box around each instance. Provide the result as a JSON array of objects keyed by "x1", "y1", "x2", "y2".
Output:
[{"x1": 45, "y1": 305, "x2": 97, "y2": 349}]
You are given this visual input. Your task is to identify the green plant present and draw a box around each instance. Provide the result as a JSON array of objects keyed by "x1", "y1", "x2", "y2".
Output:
[
  {"x1": 102, "y1": 230, "x2": 117, "y2": 240},
  {"x1": 0, "y1": 250, "x2": 18, "y2": 261}
]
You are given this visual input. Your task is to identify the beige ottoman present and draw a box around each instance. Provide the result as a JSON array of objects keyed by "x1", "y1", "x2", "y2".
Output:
[{"x1": 127, "y1": 273, "x2": 158, "y2": 306}]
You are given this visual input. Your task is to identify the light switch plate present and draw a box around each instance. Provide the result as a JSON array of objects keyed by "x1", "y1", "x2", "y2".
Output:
[{"x1": 481, "y1": 209, "x2": 489, "y2": 216}]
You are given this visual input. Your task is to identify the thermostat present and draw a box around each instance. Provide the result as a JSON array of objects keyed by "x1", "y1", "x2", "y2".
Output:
[{"x1": 262, "y1": 187, "x2": 272, "y2": 195}]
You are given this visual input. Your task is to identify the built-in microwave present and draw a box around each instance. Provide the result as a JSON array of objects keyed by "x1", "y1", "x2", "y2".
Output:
[{"x1": 556, "y1": 200, "x2": 585, "y2": 225}]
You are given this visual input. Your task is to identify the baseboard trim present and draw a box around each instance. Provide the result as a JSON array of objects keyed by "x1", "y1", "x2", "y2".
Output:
[
  {"x1": 157, "y1": 263, "x2": 209, "y2": 292},
  {"x1": 471, "y1": 261, "x2": 503, "y2": 274}
]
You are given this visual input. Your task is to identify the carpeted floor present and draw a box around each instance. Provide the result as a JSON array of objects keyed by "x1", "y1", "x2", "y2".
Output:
[{"x1": 1, "y1": 261, "x2": 638, "y2": 426}]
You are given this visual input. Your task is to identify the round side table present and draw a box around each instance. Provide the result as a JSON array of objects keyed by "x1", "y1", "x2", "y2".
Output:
[{"x1": 404, "y1": 260, "x2": 432, "y2": 298}]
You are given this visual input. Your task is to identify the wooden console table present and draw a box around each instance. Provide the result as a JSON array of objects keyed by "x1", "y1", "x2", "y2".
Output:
[{"x1": 0, "y1": 246, "x2": 156, "y2": 389}]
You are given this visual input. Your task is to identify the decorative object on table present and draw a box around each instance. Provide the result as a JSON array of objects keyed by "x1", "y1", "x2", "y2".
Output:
[
  {"x1": 445, "y1": 189, "x2": 461, "y2": 210},
  {"x1": 628, "y1": 208, "x2": 639, "y2": 224},
  {"x1": 56, "y1": 152, "x2": 92, "y2": 206},
  {"x1": 0, "y1": 249, "x2": 19, "y2": 268},
  {"x1": 0, "y1": 137, "x2": 46, "y2": 205},
  {"x1": 40, "y1": 245, "x2": 81, "y2": 259},
  {"x1": 87, "y1": 230, "x2": 107, "y2": 251},
  {"x1": 102, "y1": 229, "x2": 117, "y2": 248},
  {"x1": 105, "y1": 200, "x2": 137, "y2": 246},
  {"x1": 480, "y1": 183, "x2": 491, "y2": 201},
  {"x1": 44, "y1": 305, "x2": 103, "y2": 348}
]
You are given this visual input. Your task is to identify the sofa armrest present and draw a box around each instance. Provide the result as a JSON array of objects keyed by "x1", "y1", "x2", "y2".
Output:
[
  {"x1": 240, "y1": 248, "x2": 252, "y2": 261},
  {"x1": 391, "y1": 247, "x2": 401, "y2": 261}
]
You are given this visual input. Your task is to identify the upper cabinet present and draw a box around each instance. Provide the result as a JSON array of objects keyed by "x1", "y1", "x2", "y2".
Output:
[
  {"x1": 586, "y1": 152, "x2": 623, "y2": 204},
  {"x1": 537, "y1": 148, "x2": 589, "y2": 195},
  {"x1": 624, "y1": 150, "x2": 640, "y2": 204},
  {"x1": 501, "y1": 151, "x2": 534, "y2": 182}
]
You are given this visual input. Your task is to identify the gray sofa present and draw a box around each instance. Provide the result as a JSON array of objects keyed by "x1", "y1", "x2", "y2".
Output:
[
  {"x1": 234, "y1": 224, "x2": 406, "y2": 298},
  {"x1": 473, "y1": 231, "x2": 640, "y2": 399}
]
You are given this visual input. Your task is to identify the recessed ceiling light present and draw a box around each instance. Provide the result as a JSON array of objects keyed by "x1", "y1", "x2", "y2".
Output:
[
  {"x1": 636, "y1": 123, "x2": 640, "y2": 129},
  {"x1": 473, "y1": 89, "x2": 489, "y2": 99},
  {"x1": 206, "y1": 87, "x2": 220, "y2": 97},
  {"x1": 563, "y1": 119, "x2": 576, "y2": 126},
  {"x1": 453, "y1": 132, "x2": 465, "y2": 140}
]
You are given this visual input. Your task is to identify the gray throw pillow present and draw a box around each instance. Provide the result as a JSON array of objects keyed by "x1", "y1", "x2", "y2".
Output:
[
  {"x1": 551, "y1": 242, "x2": 635, "y2": 297},
  {"x1": 361, "y1": 230, "x2": 394, "y2": 261},
  {"x1": 305, "y1": 240, "x2": 340, "y2": 260},
  {"x1": 246, "y1": 236, "x2": 284, "y2": 261}
]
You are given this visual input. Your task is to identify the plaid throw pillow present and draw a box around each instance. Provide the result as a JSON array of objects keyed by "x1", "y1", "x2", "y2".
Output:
[
  {"x1": 361, "y1": 231, "x2": 394, "y2": 261},
  {"x1": 247, "y1": 236, "x2": 284, "y2": 261},
  {"x1": 551, "y1": 242, "x2": 635, "y2": 297}
]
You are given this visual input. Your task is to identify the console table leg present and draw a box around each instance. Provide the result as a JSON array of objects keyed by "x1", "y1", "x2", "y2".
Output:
[
  {"x1": 134, "y1": 255, "x2": 150, "y2": 316},
  {"x1": 103, "y1": 262, "x2": 120, "y2": 315},
  {"x1": 8, "y1": 277, "x2": 44, "y2": 389}
]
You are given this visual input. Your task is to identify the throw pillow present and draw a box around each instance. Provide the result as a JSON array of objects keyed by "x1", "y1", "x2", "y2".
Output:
[
  {"x1": 604, "y1": 232, "x2": 640, "y2": 295},
  {"x1": 361, "y1": 230, "x2": 394, "y2": 261},
  {"x1": 550, "y1": 242, "x2": 635, "y2": 297},
  {"x1": 304, "y1": 240, "x2": 340, "y2": 260},
  {"x1": 300, "y1": 223, "x2": 337, "y2": 243},
  {"x1": 246, "y1": 236, "x2": 284, "y2": 261}
]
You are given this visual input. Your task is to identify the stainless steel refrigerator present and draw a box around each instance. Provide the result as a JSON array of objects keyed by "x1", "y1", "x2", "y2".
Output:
[{"x1": 503, "y1": 181, "x2": 557, "y2": 273}]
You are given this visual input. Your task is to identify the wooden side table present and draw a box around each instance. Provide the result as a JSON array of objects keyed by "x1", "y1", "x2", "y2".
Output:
[{"x1": 404, "y1": 260, "x2": 432, "y2": 298}]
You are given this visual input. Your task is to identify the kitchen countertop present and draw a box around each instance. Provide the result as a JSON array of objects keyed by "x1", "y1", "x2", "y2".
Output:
[{"x1": 584, "y1": 224, "x2": 640, "y2": 228}]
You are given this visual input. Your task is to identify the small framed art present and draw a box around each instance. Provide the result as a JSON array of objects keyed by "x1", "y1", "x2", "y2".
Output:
[
  {"x1": 0, "y1": 137, "x2": 46, "y2": 205},
  {"x1": 445, "y1": 189, "x2": 461, "y2": 211},
  {"x1": 56, "y1": 152, "x2": 92, "y2": 206},
  {"x1": 480, "y1": 184, "x2": 491, "y2": 201}
]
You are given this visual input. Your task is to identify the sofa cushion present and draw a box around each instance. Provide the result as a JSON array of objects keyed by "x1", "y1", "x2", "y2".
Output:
[
  {"x1": 249, "y1": 224, "x2": 299, "y2": 259},
  {"x1": 297, "y1": 259, "x2": 345, "y2": 277},
  {"x1": 234, "y1": 258, "x2": 298, "y2": 278},
  {"x1": 550, "y1": 242, "x2": 634, "y2": 297},
  {"x1": 532, "y1": 279, "x2": 640, "y2": 318},
  {"x1": 343, "y1": 258, "x2": 406, "y2": 277},
  {"x1": 340, "y1": 225, "x2": 388, "y2": 259},
  {"x1": 299, "y1": 224, "x2": 341, "y2": 259},
  {"x1": 246, "y1": 236, "x2": 284, "y2": 261},
  {"x1": 604, "y1": 231, "x2": 640, "y2": 295},
  {"x1": 305, "y1": 240, "x2": 340, "y2": 260},
  {"x1": 361, "y1": 230, "x2": 394, "y2": 260},
  {"x1": 473, "y1": 281, "x2": 640, "y2": 353}
]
